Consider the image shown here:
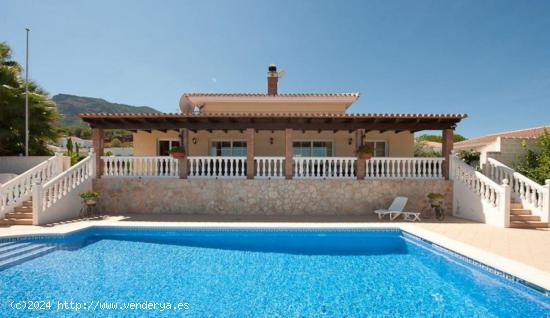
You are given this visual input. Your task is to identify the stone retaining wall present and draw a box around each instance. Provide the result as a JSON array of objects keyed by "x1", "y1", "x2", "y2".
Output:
[{"x1": 94, "y1": 179, "x2": 452, "y2": 216}]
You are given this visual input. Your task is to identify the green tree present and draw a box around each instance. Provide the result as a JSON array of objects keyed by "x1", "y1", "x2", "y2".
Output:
[
  {"x1": 75, "y1": 142, "x2": 80, "y2": 155},
  {"x1": 417, "y1": 134, "x2": 467, "y2": 143},
  {"x1": 457, "y1": 149, "x2": 480, "y2": 168},
  {"x1": 515, "y1": 130, "x2": 550, "y2": 184},
  {"x1": 0, "y1": 42, "x2": 58, "y2": 155},
  {"x1": 110, "y1": 138, "x2": 122, "y2": 147},
  {"x1": 66, "y1": 137, "x2": 73, "y2": 154},
  {"x1": 414, "y1": 141, "x2": 441, "y2": 157}
]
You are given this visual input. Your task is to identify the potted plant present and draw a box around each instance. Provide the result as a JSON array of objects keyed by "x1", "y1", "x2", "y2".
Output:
[
  {"x1": 80, "y1": 191, "x2": 100, "y2": 206},
  {"x1": 355, "y1": 143, "x2": 374, "y2": 160},
  {"x1": 169, "y1": 146, "x2": 186, "y2": 159},
  {"x1": 427, "y1": 192, "x2": 445, "y2": 208}
]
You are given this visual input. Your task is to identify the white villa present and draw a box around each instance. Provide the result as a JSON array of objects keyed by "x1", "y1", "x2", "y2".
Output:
[{"x1": 0, "y1": 66, "x2": 548, "y2": 230}]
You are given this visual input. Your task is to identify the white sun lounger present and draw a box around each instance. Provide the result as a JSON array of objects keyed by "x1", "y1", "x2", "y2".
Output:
[{"x1": 375, "y1": 197, "x2": 422, "y2": 222}]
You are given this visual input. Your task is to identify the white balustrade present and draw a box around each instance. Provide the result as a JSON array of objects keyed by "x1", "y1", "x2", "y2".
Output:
[
  {"x1": 453, "y1": 157, "x2": 503, "y2": 207},
  {"x1": 39, "y1": 156, "x2": 93, "y2": 211},
  {"x1": 102, "y1": 156, "x2": 178, "y2": 178},
  {"x1": 485, "y1": 158, "x2": 548, "y2": 219},
  {"x1": 293, "y1": 157, "x2": 356, "y2": 179},
  {"x1": 365, "y1": 157, "x2": 444, "y2": 179},
  {"x1": 188, "y1": 156, "x2": 247, "y2": 179},
  {"x1": 256, "y1": 157, "x2": 285, "y2": 179},
  {"x1": 0, "y1": 156, "x2": 62, "y2": 217},
  {"x1": 450, "y1": 155, "x2": 512, "y2": 227}
]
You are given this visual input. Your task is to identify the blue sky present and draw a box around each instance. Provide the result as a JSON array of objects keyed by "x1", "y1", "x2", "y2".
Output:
[{"x1": 2, "y1": 0, "x2": 549, "y2": 137}]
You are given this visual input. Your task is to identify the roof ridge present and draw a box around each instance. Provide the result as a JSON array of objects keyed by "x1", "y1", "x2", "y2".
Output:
[
  {"x1": 79, "y1": 112, "x2": 467, "y2": 118},
  {"x1": 183, "y1": 92, "x2": 360, "y2": 97},
  {"x1": 456, "y1": 125, "x2": 550, "y2": 145}
]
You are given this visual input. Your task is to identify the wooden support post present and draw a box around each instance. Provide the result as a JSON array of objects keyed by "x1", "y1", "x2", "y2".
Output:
[
  {"x1": 442, "y1": 128, "x2": 454, "y2": 179},
  {"x1": 246, "y1": 128, "x2": 255, "y2": 179},
  {"x1": 179, "y1": 129, "x2": 189, "y2": 179},
  {"x1": 285, "y1": 128, "x2": 293, "y2": 179},
  {"x1": 356, "y1": 129, "x2": 365, "y2": 180},
  {"x1": 180, "y1": 128, "x2": 189, "y2": 153},
  {"x1": 91, "y1": 128, "x2": 104, "y2": 177}
]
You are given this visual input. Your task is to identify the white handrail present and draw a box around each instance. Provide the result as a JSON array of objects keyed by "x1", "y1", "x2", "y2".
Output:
[
  {"x1": 39, "y1": 156, "x2": 93, "y2": 211},
  {"x1": 102, "y1": 156, "x2": 178, "y2": 178},
  {"x1": 366, "y1": 157, "x2": 444, "y2": 179},
  {"x1": 256, "y1": 157, "x2": 285, "y2": 179},
  {"x1": 293, "y1": 157, "x2": 356, "y2": 179},
  {"x1": 452, "y1": 155, "x2": 509, "y2": 207},
  {"x1": 0, "y1": 156, "x2": 62, "y2": 216},
  {"x1": 486, "y1": 157, "x2": 547, "y2": 217},
  {"x1": 188, "y1": 156, "x2": 247, "y2": 179}
]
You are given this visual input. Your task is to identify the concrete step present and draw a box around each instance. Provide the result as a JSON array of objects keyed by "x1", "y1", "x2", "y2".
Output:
[
  {"x1": 0, "y1": 218, "x2": 33, "y2": 225},
  {"x1": 510, "y1": 215, "x2": 541, "y2": 222},
  {"x1": 510, "y1": 202, "x2": 523, "y2": 209},
  {"x1": 5, "y1": 212, "x2": 33, "y2": 219},
  {"x1": 22, "y1": 201, "x2": 33, "y2": 207},
  {"x1": 0, "y1": 242, "x2": 32, "y2": 255},
  {"x1": 510, "y1": 221, "x2": 549, "y2": 229},
  {"x1": 0, "y1": 245, "x2": 55, "y2": 270},
  {"x1": 0, "y1": 242, "x2": 17, "y2": 249},
  {"x1": 14, "y1": 206, "x2": 32, "y2": 213},
  {"x1": 510, "y1": 209, "x2": 532, "y2": 215},
  {"x1": 0, "y1": 243, "x2": 51, "y2": 262}
]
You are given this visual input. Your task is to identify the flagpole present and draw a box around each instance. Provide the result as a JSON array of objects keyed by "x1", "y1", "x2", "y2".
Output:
[{"x1": 25, "y1": 28, "x2": 30, "y2": 156}]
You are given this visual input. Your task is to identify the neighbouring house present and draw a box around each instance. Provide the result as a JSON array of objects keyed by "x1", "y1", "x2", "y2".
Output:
[
  {"x1": 455, "y1": 125, "x2": 550, "y2": 168},
  {"x1": 422, "y1": 141, "x2": 442, "y2": 152}
]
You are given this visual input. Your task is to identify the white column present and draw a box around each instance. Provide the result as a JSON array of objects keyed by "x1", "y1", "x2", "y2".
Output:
[
  {"x1": 542, "y1": 180, "x2": 550, "y2": 223},
  {"x1": 500, "y1": 179, "x2": 511, "y2": 228},
  {"x1": 31, "y1": 182, "x2": 43, "y2": 226},
  {"x1": 90, "y1": 150, "x2": 97, "y2": 179}
]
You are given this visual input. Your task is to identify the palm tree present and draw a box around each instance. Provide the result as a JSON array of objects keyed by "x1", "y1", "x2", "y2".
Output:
[{"x1": 0, "y1": 42, "x2": 59, "y2": 155}]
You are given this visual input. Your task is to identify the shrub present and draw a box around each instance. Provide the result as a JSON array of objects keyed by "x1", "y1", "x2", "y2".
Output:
[
  {"x1": 515, "y1": 129, "x2": 550, "y2": 184},
  {"x1": 457, "y1": 149, "x2": 480, "y2": 167}
]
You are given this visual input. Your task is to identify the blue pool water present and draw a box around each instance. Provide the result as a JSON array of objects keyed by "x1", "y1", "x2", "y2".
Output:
[{"x1": 0, "y1": 228, "x2": 548, "y2": 317}]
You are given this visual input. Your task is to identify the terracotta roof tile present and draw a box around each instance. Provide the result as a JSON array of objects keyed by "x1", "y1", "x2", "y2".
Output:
[
  {"x1": 183, "y1": 92, "x2": 360, "y2": 98},
  {"x1": 455, "y1": 126, "x2": 550, "y2": 149},
  {"x1": 79, "y1": 112, "x2": 467, "y2": 119}
]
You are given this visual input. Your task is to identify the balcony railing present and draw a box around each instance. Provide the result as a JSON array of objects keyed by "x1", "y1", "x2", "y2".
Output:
[
  {"x1": 366, "y1": 157, "x2": 444, "y2": 179},
  {"x1": 188, "y1": 156, "x2": 247, "y2": 179},
  {"x1": 256, "y1": 157, "x2": 285, "y2": 179},
  {"x1": 100, "y1": 156, "x2": 445, "y2": 180},
  {"x1": 103, "y1": 156, "x2": 178, "y2": 178},
  {"x1": 294, "y1": 157, "x2": 356, "y2": 179}
]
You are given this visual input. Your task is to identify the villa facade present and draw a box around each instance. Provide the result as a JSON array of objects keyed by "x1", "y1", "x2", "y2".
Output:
[
  {"x1": 81, "y1": 65, "x2": 463, "y2": 182},
  {"x1": 72, "y1": 65, "x2": 466, "y2": 218},
  {"x1": 4, "y1": 66, "x2": 548, "y2": 229}
]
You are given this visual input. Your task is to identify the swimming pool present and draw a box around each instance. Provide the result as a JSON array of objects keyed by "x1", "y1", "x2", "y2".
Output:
[{"x1": 0, "y1": 227, "x2": 548, "y2": 317}]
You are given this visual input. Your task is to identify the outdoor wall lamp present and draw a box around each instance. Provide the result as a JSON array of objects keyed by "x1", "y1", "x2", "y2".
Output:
[
  {"x1": 348, "y1": 138, "x2": 353, "y2": 145},
  {"x1": 269, "y1": 137, "x2": 274, "y2": 144},
  {"x1": 192, "y1": 137, "x2": 198, "y2": 144}
]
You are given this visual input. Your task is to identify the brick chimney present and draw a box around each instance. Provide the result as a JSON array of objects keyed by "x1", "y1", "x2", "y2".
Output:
[{"x1": 267, "y1": 64, "x2": 278, "y2": 95}]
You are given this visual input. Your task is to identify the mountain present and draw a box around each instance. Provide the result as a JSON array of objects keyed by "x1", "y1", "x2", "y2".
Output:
[{"x1": 52, "y1": 94, "x2": 160, "y2": 127}]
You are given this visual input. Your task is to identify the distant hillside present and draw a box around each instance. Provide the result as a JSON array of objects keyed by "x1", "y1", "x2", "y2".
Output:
[{"x1": 52, "y1": 94, "x2": 160, "y2": 127}]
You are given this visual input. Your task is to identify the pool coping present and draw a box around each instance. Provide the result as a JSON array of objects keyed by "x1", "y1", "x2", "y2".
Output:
[{"x1": 1, "y1": 220, "x2": 549, "y2": 295}]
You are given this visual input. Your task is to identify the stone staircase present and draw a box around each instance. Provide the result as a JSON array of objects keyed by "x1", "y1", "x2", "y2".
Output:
[
  {"x1": 0, "y1": 200, "x2": 33, "y2": 226},
  {"x1": 0, "y1": 240, "x2": 55, "y2": 270},
  {"x1": 510, "y1": 201, "x2": 548, "y2": 229}
]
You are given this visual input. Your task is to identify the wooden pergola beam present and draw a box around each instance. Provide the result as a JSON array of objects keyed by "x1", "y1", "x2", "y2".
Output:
[{"x1": 85, "y1": 121, "x2": 458, "y2": 131}]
